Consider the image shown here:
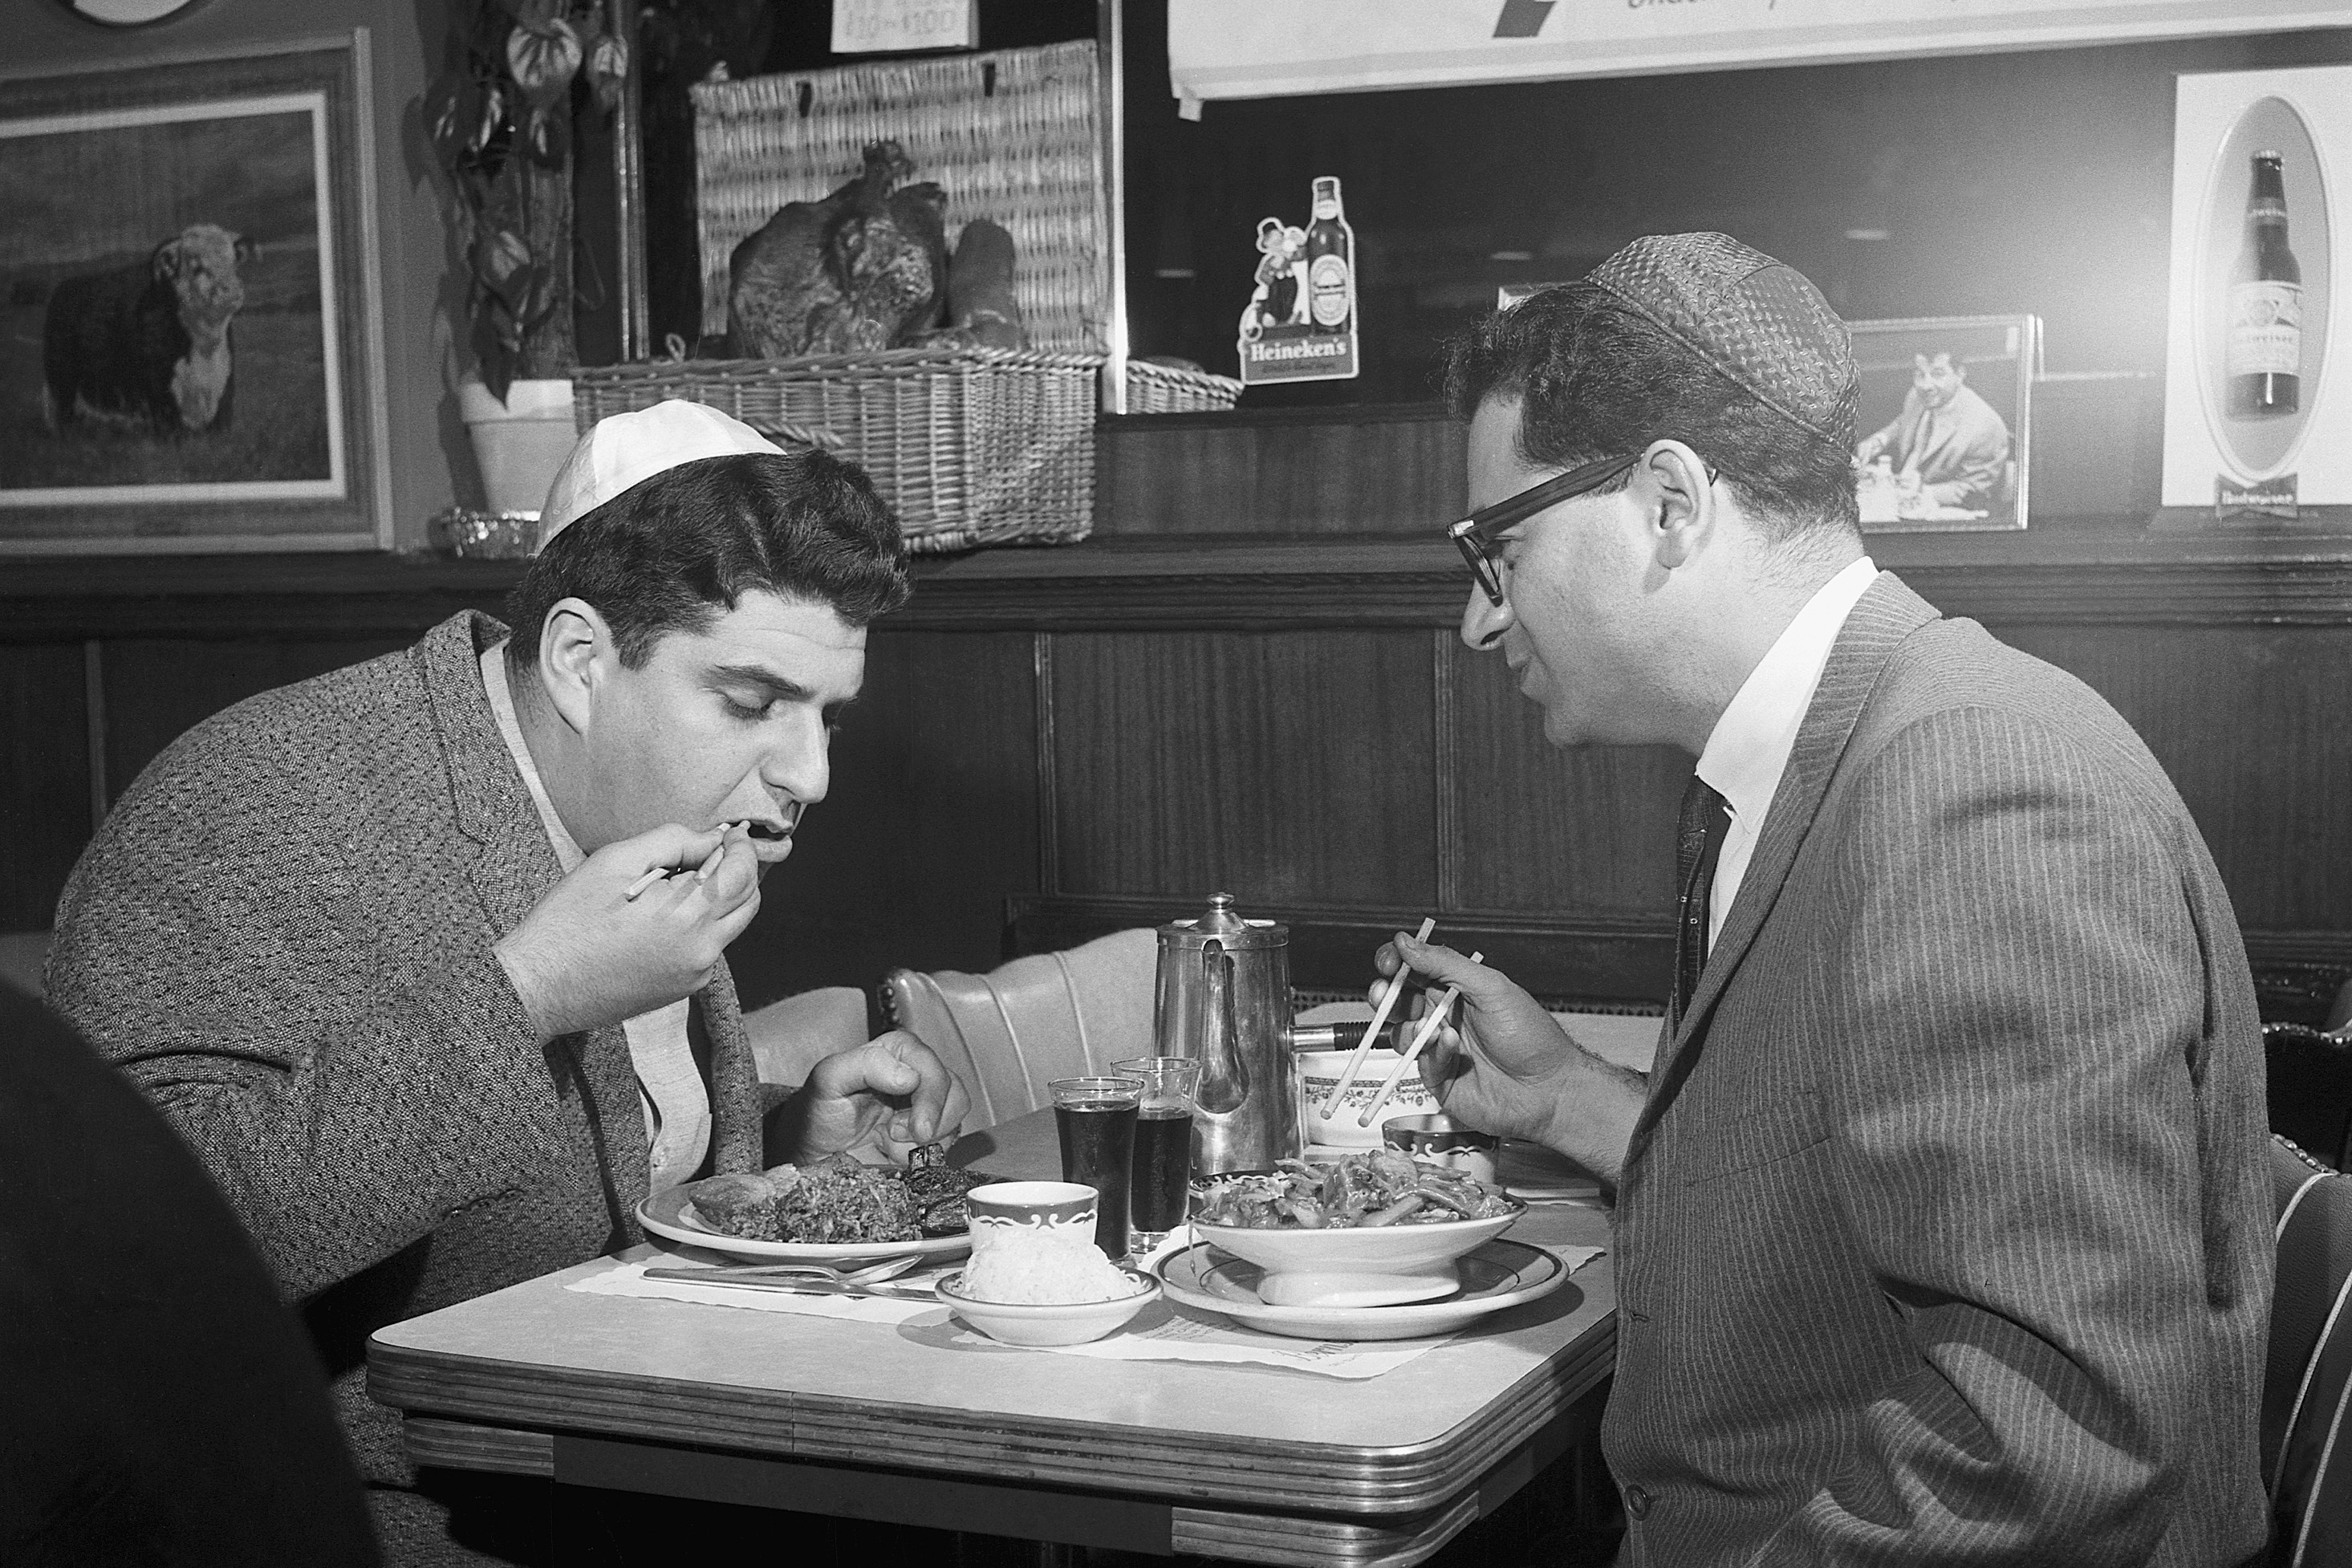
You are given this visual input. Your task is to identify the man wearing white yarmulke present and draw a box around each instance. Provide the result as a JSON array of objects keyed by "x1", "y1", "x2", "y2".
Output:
[{"x1": 47, "y1": 400, "x2": 971, "y2": 1564}]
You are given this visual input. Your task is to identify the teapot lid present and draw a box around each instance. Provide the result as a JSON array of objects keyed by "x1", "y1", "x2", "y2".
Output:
[{"x1": 1160, "y1": 892, "x2": 1286, "y2": 950}]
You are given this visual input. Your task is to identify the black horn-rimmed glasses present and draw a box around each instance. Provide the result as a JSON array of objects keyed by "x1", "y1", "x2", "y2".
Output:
[{"x1": 1446, "y1": 453, "x2": 1641, "y2": 607}]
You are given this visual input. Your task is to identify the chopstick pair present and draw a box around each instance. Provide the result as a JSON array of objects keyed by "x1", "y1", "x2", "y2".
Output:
[
  {"x1": 1355, "y1": 953, "x2": 1480, "y2": 1129},
  {"x1": 623, "y1": 825, "x2": 738, "y2": 902},
  {"x1": 1314, "y1": 917, "x2": 1437, "y2": 1124}
]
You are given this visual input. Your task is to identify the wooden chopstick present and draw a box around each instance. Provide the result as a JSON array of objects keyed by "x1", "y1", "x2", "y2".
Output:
[
  {"x1": 623, "y1": 831, "x2": 733, "y2": 902},
  {"x1": 1356, "y1": 951, "x2": 1481, "y2": 1129},
  {"x1": 1316, "y1": 916, "x2": 1437, "y2": 1122}
]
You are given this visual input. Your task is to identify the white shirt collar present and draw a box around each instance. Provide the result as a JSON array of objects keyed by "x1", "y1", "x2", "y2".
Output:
[
  {"x1": 480, "y1": 640, "x2": 587, "y2": 873},
  {"x1": 1696, "y1": 556, "x2": 1879, "y2": 835}
]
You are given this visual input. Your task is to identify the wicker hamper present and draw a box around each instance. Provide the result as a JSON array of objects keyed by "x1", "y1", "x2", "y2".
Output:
[{"x1": 572, "y1": 347, "x2": 1099, "y2": 553}]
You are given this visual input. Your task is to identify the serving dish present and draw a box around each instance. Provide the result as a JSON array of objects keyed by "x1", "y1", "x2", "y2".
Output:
[
  {"x1": 1158, "y1": 1239, "x2": 1567, "y2": 1341},
  {"x1": 638, "y1": 1184, "x2": 973, "y2": 1265},
  {"x1": 936, "y1": 1267, "x2": 1160, "y2": 1346},
  {"x1": 1190, "y1": 1196, "x2": 1523, "y2": 1306}
]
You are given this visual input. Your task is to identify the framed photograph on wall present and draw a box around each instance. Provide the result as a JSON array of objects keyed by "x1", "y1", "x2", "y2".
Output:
[
  {"x1": 2160, "y1": 63, "x2": 2350, "y2": 526},
  {"x1": 0, "y1": 32, "x2": 391, "y2": 554},
  {"x1": 1849, "y1": 314, "x2": 2039, "y2": 533}
]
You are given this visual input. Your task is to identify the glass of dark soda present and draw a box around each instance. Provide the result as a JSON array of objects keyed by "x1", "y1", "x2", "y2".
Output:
[
  {"x1": 1111, "y1": 1057, "x2": 1203, "y2": 1257},
  {"x1": 1049, "y1": 1076, "x2": 1144, "y2": 1259}
]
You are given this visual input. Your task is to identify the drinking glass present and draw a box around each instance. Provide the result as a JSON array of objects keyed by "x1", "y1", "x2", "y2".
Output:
[
  {"x1": 1111, "y1": 1057, "x2": 1203, "y2": 1257},
  {"x1": 1049, "y1": 1075, "x2": 1144, "y2": 1259}
]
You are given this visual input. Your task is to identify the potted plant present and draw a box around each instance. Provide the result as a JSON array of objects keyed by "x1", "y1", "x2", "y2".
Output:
[{"x1": 425, "y1": 0, "x2": 628, "y2": 510}]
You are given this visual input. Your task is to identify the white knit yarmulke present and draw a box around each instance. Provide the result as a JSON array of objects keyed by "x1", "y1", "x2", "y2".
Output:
[{"x1": 536, "y1": 400, "x2": 782, "y2": 548}]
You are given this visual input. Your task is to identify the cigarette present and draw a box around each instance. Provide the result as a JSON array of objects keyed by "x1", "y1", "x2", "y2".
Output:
[{"x1": 624, "y1": 823, "x2": 741, "y2": 901}]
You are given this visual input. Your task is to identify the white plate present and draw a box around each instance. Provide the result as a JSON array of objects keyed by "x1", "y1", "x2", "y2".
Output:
[
  {"x1": 1157, "y1": 1237, "x2": 1569, "y2": 1341},
  {"x1": 637, "y1": 1183, "x2": 973, "y2": 1265}
]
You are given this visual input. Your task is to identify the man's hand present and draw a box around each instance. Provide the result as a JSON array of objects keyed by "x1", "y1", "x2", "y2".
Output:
[
  {"x1": 767, "y1": 1031, "x2": 972, "y2": 1164},
  {"x1": 494, "y1": 823, "x2": 761, "y2": 1041},
  {"x1": 1376, "y1": 930, "x2": 1645, "y2": 1181}
]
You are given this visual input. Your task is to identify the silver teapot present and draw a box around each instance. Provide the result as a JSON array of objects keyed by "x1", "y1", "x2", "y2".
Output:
[{"x1": 1153, "y1": 893, "x2": 1302, "y2": 1175}]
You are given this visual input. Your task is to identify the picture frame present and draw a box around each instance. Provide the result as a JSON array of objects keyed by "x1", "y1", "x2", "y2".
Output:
[
  {"x1": 2159, "y1": 63, "x2": 2351, "y2": 526},
  {"x1": 1849, "y1": 314, "x2": 2039, "y2": 534},
  {"x1": 0, "y1": 32, "x2": 392, "y2": 554}
]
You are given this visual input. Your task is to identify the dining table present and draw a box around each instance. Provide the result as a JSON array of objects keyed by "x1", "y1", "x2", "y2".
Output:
[{"x1": 366, "y1": 1110, "x2": 1618, "y2": 1567}]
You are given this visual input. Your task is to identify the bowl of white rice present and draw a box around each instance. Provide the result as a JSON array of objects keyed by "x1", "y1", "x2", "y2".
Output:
[{"x1": 937, "y1": 1226, "x2": 1160, "y2": 1346}]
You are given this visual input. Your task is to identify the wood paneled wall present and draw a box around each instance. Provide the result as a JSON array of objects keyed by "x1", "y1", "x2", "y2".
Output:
[{"x1": 6, "y1": 409, "x2": 2352, "y2": 1024}]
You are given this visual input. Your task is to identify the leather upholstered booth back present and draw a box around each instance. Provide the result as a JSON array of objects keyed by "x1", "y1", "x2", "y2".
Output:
[
  {"x1": 879, "y1": 928, "x2": 1158, "y2": 1131},
  {"x1": 2266, "y1": 1134, "x2": 2352, "y2": 1565}
]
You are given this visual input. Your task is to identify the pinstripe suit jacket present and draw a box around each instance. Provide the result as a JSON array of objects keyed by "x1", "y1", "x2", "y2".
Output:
[
  {"x1": 1607, "y1": 575, "x2": 2271, "y2": 1566},
  {"x1": 45, "y1": 612, "x2": 775, "y2": 1490}
]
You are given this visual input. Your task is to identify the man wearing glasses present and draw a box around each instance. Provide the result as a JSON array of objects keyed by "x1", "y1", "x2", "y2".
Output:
[{"x1": 1389, "y1": 234, "x2": 2269, "y2": 1566}]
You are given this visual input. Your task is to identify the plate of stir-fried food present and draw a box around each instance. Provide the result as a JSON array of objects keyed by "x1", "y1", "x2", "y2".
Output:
[
  {"x1": 1176, "y1": 1151, "x2": 1528, "y2": 1309},
  {"x1": 1194, "y1": 1149, "x2": 1517, "y2": 1230},
  {"x1": 638, "y1": 1144, "x2": 997, "y2": 1262}
]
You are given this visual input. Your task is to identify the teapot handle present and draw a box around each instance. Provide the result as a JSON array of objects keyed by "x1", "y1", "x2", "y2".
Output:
[{"x1": 1195, "y1": 937, "x2": 1249, "y2": 1115}]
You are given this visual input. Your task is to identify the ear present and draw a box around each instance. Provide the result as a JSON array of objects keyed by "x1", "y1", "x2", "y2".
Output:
[
  {"x1": 534, "y1": 597, "x2": 612, "y2": 736},
  {"x1": 1913, "y1": 353, "x2": 1931, "y2": 372},
  {"x1": 151, "y1": 241, "x2": 184, "y2": 282},
  {"x1": 1639, "y1": 440, "x2": 1716, "y2": 571},
  {"x1": 235, "y1": 235, "x2": 258, "y2": 264}
]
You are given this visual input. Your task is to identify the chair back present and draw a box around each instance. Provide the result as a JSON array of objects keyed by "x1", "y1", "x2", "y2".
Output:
[
  {"x1": 2267, "y1": 1023, "x2": 2352, "y2": 1169},
  {"x1": 2265, "y1": 1134, "x2": 2352, "y2": 1565},
  {"x1": 879, "y1": 928, "x2": 1157, "y2": 1131}
]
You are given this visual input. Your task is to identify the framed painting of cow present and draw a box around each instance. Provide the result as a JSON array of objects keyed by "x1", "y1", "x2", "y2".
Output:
[{"x1": 0, "y1": 32, "x2": 390, "y2": 553}]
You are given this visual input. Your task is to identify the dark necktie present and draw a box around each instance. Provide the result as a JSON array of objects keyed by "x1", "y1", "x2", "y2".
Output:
[{"x1": 1671, "y1": 774, "x2": 1732, "y2": 1030}]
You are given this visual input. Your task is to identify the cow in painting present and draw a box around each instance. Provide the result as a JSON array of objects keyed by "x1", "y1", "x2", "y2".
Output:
[{"x1": 43, "y1": 223, "x2": 256, "y2": 435}]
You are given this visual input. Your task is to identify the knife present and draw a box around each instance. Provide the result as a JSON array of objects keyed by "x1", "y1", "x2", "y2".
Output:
[{"x1": 642, "y1": 1267, "x2": 941, "y2": 1300}]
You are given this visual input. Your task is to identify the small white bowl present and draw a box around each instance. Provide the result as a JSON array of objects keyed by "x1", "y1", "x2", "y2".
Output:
[
  {"x1": 936, "y1": 1267, "x2": 1160, "y2": 1347},
  {"x1": 1194, "y1": 1206, "x2": 1521, "y2": 1307}
]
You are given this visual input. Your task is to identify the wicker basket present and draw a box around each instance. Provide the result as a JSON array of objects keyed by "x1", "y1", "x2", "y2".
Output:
[
  {"x1": 1125, "y1": 360, "x2": 1244, "y2": 415},
  {"x1": 571, "y1": 348, "x2": 1102, "y2": 553}
]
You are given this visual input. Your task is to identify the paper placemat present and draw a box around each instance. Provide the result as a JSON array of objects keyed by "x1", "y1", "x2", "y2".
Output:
[
  {"x1": 564, "y1": 1259, "x2": 1517, "y2": 1378},
  {"x1": 571, "y1": 1259, "x2": 945, "y2": 1323}
]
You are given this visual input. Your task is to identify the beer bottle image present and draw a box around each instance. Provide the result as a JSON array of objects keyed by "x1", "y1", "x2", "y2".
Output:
[
  {"x1": 1305, "y1": 177, "x2": 1355, "y2": 335},
  {"x1": 2226, "y1": 149, "x2": 2301, "y2": 418}
]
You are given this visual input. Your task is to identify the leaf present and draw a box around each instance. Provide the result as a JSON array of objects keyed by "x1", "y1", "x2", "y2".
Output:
[
  {"x1": 588, "y1": 33, "x2": 628, "y2": 115},
  {"x1": 475, "y1": 229, "x2": 534, "y2": 311},
  {"x1": 507, "y1": 15, "x2": 583, "y2": 108}
]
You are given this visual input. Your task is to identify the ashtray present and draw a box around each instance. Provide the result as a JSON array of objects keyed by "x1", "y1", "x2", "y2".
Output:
[{"x1": 434, "y1": 507, "x2": 539, "y2": 560}]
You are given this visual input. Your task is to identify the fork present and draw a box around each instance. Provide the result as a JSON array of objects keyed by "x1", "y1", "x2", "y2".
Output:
[{"x1": 685, "y1": 1253, "x2": 925, "y2": 1286}]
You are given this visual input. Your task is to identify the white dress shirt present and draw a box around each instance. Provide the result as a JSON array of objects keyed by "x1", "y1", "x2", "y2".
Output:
[
  {"x1": 1692, "y1": 557, "x2": 1879, "y2": 949},
  {"x1": 480, "y1": 642, "x2": 712, "y2": 1190}
]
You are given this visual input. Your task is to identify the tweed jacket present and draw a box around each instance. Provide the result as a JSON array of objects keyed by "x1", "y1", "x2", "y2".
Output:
[
  {"x1": 1607, "y1": 575, "x2": 2271, "y2": 1566},
  {"x1": 45, "y1": 612, "x2": 775, "y2": 1489}
]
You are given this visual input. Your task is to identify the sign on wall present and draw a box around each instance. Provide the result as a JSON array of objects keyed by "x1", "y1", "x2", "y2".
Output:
[
  {"x1": 2161, "y1": 63, "x2": 2352, "y2": 518},
  {"x1": 1168, "y1": 0, "x2": 2352, "y2": 113}
]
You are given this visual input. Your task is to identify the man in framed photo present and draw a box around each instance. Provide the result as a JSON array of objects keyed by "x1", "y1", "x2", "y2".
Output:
[{"x1": 1853, "y1": 347, "x2": 2013, "y2": 512}]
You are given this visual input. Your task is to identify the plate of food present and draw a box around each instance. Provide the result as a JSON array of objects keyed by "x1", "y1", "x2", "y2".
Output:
[
  {"x1": 638, "y1": 1146, "x2": 995, "y2": 1264},
  {"x1": 1186, "y1": 1151, "x2": 1524, "y2": 1306},
  {"x1": 1157, "y1": 1237, "x2": 1567, "y2": 1340}
]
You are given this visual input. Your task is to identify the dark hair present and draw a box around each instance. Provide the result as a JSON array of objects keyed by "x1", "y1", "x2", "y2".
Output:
[
  {"x1": 1445, "y1": 284, "x2": 1861, "y2": 542},
  {"x1": 505, "y1": 449, "x2": 911, "y2": 667}
]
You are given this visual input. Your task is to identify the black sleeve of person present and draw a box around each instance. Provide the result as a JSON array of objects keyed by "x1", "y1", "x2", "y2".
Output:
[{"x1": 0, "y1": 980, "x2": 381, "y2": 1567}]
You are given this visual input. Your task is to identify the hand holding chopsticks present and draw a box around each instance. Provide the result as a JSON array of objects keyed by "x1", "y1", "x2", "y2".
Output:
[
  {"x1": 1316, "y1": 916, "x2": 1436, "y2": 1121},
  {"x1": 1357, "y1": 952, "x2": 1481, "y2": 1128},
  {"x1": 624, "y1": 824, "x2": 737, "y2": 901}
]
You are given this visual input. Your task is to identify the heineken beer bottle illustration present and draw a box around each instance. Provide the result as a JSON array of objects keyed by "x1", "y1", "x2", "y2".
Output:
[{"x1": 1305, "y1": 177, "x2": 1355, "y2": 335}]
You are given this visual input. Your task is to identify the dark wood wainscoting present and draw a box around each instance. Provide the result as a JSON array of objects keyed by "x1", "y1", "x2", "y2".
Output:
[{"x1": 5, "y1": 405, "x2": 2350, "y2": 1020}]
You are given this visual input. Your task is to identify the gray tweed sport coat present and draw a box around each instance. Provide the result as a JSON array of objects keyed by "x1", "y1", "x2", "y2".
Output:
[
  {"x1": 46, "y1": 612, "x2": 778, "y2": 1489},
  {"x1": 1606, "y1": 574, "x2": 2272, "y2": 1566}
]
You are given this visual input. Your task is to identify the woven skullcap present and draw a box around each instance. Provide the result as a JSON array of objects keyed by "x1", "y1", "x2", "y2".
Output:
[
  {"x1": 1587, "y1": 233, "x2": 1857, "y2": 444},
  {"x1": 537, "y1": 400, "x2": 783, "y2": 548}
]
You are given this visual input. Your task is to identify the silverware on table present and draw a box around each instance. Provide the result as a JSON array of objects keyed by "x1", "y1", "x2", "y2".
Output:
[{"x1": 641, "y1": 1265, "x2": 941, "y2": 1301}]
